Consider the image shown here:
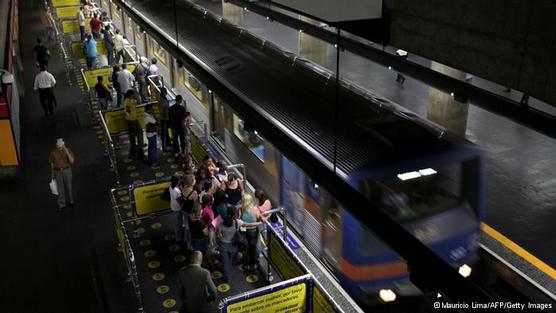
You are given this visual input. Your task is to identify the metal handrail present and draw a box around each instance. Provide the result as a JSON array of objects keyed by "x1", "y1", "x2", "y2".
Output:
[
  {"x1": 227, "y1": 163, "x2": 246, "y2": 182},
  {"x1": 99, "y1": 110, "x2": 120, "y2": 185}
]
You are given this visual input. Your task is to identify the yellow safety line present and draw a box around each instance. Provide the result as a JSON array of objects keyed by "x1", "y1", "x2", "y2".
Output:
[{"x1": 482, "y1": 222, "x2": 556, "y2": 280}]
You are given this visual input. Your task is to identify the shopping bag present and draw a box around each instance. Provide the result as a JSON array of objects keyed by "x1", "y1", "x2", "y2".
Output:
[{"x1": 49, "y1": 179, "x2": 58, "y2": 196}]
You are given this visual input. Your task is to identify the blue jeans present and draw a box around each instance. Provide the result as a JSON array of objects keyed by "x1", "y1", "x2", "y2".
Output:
[
  {"x1": 219, "y1": 242, "x2": 236, "y2": 281},
  {"x1": 115, "y1": 88, "x2": 122, "y2": 107},
  {"x1": 86, "y1": 56, "x2": 96, "y2": 69},
  {"x1": 98, "y1": 97, "x2": 108, "y2": 111},
  {"x1": 147, "y1": 135, "x2": 157, "y2": 166},
  {"x1": 174, "y1": 211, "x2": 185, "y2": 242}
]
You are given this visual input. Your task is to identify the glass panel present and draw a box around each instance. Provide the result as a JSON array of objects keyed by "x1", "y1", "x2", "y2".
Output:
[
  {"x1": 232, "y1": 114, "x2": 265, "y2": 162},
  {"x1": 211, "y1": 94, "x2": 226, "y2": 148},
  {"x1": 176, "y1": 66, "x2": 210, "y2": 110},
  {"x1": 147, "y1": 37, "x2": 169, "y2": 67},
  {"x1": 111, "y1": 3, "x2": 122, "y2": 31},
  {"x1": 362, "y1": 164, "x2": 463, "y2": 222},
  {"x1": 124, "y1": 15, "x2": 134, "y2": 45}
]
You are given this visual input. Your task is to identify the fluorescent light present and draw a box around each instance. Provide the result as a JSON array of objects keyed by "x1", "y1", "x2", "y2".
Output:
[
  {"x1": 458, "y1": 264, "x2": 472, "y2": 277},
  {"x1": 419, "y1": 168, "x2": 437, "y2": 176},
  {"x1": 397, "y1": 171, "x2": 421, "y2": 181},
  {"x1": 379, "y1": 289, "x2": 396, "y2": 302}
]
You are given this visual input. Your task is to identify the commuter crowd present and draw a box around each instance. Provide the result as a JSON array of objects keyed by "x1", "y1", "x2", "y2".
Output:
[{"x1": 166, "y1": 156, "x2": 273, "y2": 312}]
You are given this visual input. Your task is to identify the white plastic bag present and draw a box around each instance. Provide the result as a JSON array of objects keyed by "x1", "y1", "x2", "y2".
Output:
[{"x1": 49, "y1": 179, "x2": 58, "y2": 196}]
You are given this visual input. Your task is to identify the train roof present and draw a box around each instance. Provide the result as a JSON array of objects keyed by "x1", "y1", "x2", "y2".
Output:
[{"x1": 128, "y1": 0, "x2": 466, "y2": 176}]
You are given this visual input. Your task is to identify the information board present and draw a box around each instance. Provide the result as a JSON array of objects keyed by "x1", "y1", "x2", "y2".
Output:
[{"x1": 133, "y1": 182, "x2": 171, "y2": 216}]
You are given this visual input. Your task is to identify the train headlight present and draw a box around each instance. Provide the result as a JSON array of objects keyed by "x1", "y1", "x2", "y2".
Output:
[
  {"x1": 379, "y1": 289, "x2": 397, "y2": 302},
  {"x1": 458, "y1": 264, "x2": 472, "y2": 278}
]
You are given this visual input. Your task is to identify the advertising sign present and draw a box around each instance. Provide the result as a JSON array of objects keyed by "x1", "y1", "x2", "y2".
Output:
[
  {"x1": 133, "y1": 182, "x2": 171, "y2": 215},
  {"x1": 221, "y1": 276, "x2": 310, "y2": 313}
]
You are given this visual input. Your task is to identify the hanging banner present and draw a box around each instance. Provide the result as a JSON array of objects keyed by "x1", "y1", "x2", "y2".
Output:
[
  {"x1": 62, "y1": 19, "x2": 90, "y2": 33},
  {"x1": 133, "y1": 182, "x2": 171, "y2": 216},
  {"x1": 103, "y1": 107, "x2": 146, "y2": 134},
  {"x1": 55, "y1": 6, "x2": 80, "y2": 19},
  {"x1": 72, "y1": 40, "x2": 107, "y2": 59},
  {"x1": 269, "y1": 228, "x2": 305, "y2": 280},
  {"x1": 221, "y1": 276, "x2": 310, "y2": 313},
  {"x1": 51, "y1": 0, "x2": 80, "y2": 7}
]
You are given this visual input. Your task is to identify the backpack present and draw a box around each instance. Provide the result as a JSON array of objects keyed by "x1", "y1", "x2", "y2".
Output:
[
  {"x1": 181, "y1": 190, "x2": 195, "y2": 213},
  {"x1": 145, "y1": 121, "x2": 160, "y2": 133}
]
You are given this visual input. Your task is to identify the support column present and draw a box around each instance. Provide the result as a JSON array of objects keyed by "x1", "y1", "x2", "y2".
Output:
[
  {"x1": 298, "y1": 17, "x2": 328, "y2": 67},
  {"x1": 427, "y1": 62, "x2": 469, "y2": 137},
  {"x1": 222, "y1": 1, "x2": 244, "y2": 26}
]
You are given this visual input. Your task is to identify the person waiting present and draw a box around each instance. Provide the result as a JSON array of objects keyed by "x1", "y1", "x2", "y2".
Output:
[
  {"x1": 189, "y1": 204, "x2": 209, "y2": 261},
  {"x1": 143, "y1": 104, "x2": 159, "y2": 168},
  {"x1": 123, "y1": 89, "x2": 144, "y2": 160},
  {"x1": 176, "y1": 250, "x2": 217, "y2": 313},
  {"x1": 83, "y1": 34, "x2": 97, "y2": 70},
  {"x1": 95, "y1": 76, "x2": 112, "y2": 111},
  {"x1": 240, "y1": 194, "x2": 262, "y2": 270},
  {"x1": 217, "y1": 206, "x2": 260, "y2": 283}
]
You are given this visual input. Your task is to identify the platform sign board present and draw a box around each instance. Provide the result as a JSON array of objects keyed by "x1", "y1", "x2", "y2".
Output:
[
  {"x1": 269, "y1": 220, "x2": 300, "y2": 250},
  {"x1": 72, "y1": 41, "x2": 107, "y2": 59},
  {"x1": 133, "y1": 181, "x2": 171, "y2": 216},
  {"x1": 269, "y1": 227, "x2": 305, "y2": 280},
  {"x1": 191, "y1": 134, "x2": 208, "y2": 164},
  {"x1": 312, "y1": 284, "x2": 337, "y2": 313},
  {"x1": 52, "y1": 0, "x2": 80, "y2": 7},
  {"x1": 104, "y1": 107, "x2": 146, "y2": 134},
  {"x1": 62, "y1": 19, "x2": 90, "y2": 33},
  {"x1": 220, "y1": 275, "x2": 310, "y2": 313},
  {"x1": 55, "y1": 6, "x2": 80, "y2": 19}
]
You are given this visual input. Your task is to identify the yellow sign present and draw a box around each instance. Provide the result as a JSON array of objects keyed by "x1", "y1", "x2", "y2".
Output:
[
  {"x1": 52, "y1": 0, "x2": 80, "y2": 7},
  {"x1": 191, "y1": 135, "x2": 208, "y2": 164},
  {"x1": 55, "y1": 6, "x2": 80, "y2": 19},
  {"x1": 62, "y1": 19, "x2": 90, "y2": 33},
  {"x1": 82, "y1": 66, "x2": 115, "y2": 88},
  {"x1": 313, "y1": 285, "x2": 336, "y2": 313},
  {"x1": 133, "y1": 182, "x2": 171, "y2": 215},
  {"x1": 103, "y1": 107, "x2": 146, "y2": 134},
  {"x1": 82, "y1": 64, "x2": 137, "y2": 88},
  {"x1": 269, "y1": 231, "x2": 305, "y2": 280},
  {"x1": 72, "y1": 40, "x2": 107, "y2": 59},
  {"x1": 226, "y1": 283, "x2": 306, "y2": 313}
]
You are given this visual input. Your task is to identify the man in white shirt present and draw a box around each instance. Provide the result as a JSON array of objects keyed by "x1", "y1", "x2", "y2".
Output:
[
  {"x1": 77, "y1": 6, "x2": 86, "y2": 42},
  {"x1": 34, "y1": 64, "x2": 57, "y2": 116},
  {"x1": 113, "y1": 29, "x2": 125, "y2": 64},
  {"x1": 117, "y1": 63, "x2": 135, "y2": 95},
  {"x1": 143, "y1": 104, "x2": 159, "y2": 168}
]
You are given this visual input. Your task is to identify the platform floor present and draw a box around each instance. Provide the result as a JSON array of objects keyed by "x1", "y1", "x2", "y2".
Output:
[{"x1": 194, "y1": 0, "x2": 556, "y2": 277}]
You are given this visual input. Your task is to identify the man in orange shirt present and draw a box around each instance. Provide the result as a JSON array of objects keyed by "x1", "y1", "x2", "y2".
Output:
[{"x1": 49, "y1": 138, "x2": 75, "y2": 211}]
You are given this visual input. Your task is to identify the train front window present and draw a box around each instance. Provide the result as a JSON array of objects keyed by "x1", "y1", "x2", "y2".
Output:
[{"x1": 362, "y1": 164, "x2": 464, "y2": 222}]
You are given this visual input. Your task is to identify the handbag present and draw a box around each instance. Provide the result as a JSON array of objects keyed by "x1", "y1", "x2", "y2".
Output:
[
  {"x1": 49, "y1": 179, "x2": 58, "y2": 196},
  {"x1": 160, "y1": 187, "x2": 170, "y2": 202}
]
